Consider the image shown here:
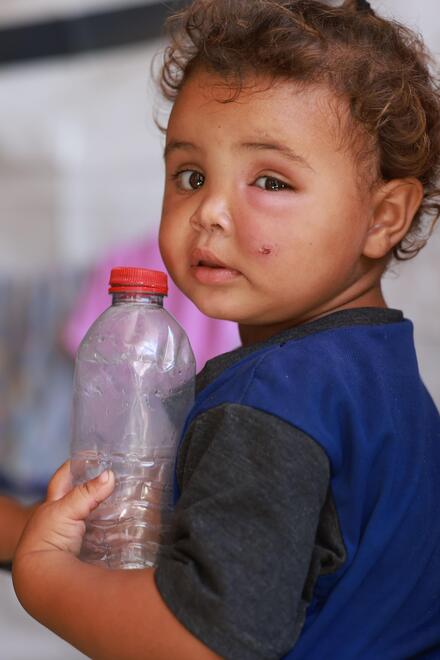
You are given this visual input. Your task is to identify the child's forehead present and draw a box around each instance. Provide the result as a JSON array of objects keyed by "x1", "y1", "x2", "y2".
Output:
[{"x1": 169, "y1": 69, "x2": 353, "y2": 150}]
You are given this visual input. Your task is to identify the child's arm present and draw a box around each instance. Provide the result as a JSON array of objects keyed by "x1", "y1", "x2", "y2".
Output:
[
  {"x1": 0, "y1": 496, "x2": 38, "y2": 562},
  {"x1": 12, "y1": 463, "x2": 219, "y2": 660}
]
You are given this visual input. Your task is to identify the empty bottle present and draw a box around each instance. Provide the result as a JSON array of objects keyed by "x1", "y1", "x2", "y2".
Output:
[{"x1": 70, "y1": 266, "x2": 195, "y2": 569}]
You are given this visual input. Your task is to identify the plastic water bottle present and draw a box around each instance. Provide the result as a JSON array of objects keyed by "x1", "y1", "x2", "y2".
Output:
[{"x1": 70, "y1": 267, "x2": 195, "y2": 569}]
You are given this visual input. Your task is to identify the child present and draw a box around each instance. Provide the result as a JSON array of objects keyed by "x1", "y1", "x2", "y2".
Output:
[{"x1": 12, "y1": 0, "x2": 440, "y2": 658}]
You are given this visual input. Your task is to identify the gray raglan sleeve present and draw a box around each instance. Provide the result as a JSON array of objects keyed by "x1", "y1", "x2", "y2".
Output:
[{"x1": 154, "y1": 403, "x2": 330, "y2": 660}]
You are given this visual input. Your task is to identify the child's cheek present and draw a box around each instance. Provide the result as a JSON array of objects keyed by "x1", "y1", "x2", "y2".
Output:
[
  {"x1": 237, "y1": 224, "x2": 280, "y2": 259},
  {"x1": 240, "y1": 188, "x2": 293, "y2": 259},
  {"x1": 235, "y1": 211, "x2": 281, "y2": 259}
]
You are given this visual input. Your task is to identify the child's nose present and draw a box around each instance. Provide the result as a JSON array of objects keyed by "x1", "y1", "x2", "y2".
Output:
[{"x1": 190, "y1": 194, "x2": 233, "y2": 234}]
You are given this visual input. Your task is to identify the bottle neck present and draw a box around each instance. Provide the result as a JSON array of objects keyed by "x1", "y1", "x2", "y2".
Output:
[{"x1": 111, "y1": 292, "x2": 164, "y2": 306}]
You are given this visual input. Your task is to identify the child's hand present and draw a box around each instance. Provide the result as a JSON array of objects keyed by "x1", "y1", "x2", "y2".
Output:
[{"x1": 15, "y1": 461, "x2": 115, "y2": 560}]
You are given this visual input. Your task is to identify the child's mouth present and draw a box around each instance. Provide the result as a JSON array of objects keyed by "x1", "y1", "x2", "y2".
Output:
[
  {"x1": 192, "y1": 263, "x2": 241, "y2": 283},
  {"x1": 191, "y1": 255, "x2": 241, "y2": 284}
]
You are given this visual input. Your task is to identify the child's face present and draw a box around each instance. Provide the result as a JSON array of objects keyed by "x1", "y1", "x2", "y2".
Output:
[{"x1": 160, "y1": 69, "x2": 381, "y2": 331}]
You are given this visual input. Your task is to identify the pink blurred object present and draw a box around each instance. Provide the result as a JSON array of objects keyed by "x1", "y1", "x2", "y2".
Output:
[{"x1": 62, "y1": 236, "x2": 240, "y2": 372}]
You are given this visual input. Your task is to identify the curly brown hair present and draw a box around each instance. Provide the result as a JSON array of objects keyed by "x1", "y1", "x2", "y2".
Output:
[{"x1": 159, "y1": 0, "x2": 440, "y2": 260}]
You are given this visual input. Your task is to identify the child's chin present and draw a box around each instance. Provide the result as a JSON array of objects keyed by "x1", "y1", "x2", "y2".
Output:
[{"x1": 194, "y1": 299, "x2": 239, "y2": 322}]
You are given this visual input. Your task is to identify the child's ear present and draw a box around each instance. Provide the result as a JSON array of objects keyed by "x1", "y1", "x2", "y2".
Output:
[{"x1": 363, "y1": 178, "x2": 424, "y2": 259}]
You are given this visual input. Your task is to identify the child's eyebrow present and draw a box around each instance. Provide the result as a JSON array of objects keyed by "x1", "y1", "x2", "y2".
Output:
[
  {"x1": 240, "y1": 141, "x2": 315, "y2": 172},
  {"x1": 164, "y1": 138, "x2": 315, "y2": 172},
  {"x1": 164, "y1": 140, "x2": 197, "y2": 159}
]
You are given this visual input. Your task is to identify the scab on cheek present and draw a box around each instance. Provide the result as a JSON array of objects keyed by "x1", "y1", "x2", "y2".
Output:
[{"x1": 257, "y1": 244, "x2": 278, "y2": 257}]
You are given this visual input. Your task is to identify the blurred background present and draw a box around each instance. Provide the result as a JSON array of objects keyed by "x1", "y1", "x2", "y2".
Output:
[{"x1": 0, "y1": 1, "x2": 438, "y2": 658}]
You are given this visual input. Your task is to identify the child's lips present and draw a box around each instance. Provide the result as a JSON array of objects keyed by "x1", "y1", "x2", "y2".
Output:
[
  {"x1": 191, "y1": 263, "x2": 241, "y2": 284},
  {"x1": 190, "y1": 248, "x2": 241, "y2": 284}
]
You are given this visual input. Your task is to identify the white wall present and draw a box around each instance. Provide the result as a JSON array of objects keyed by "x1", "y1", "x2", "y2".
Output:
[
  {"x1": 0, "y1": 40, "x2": 165, "y2": 273},
  {"x1": 377, "y1": 0, "x2": 440, "y2": 58}
]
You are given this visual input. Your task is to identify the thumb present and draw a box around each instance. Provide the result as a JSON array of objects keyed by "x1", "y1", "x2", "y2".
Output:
[
  {"x1": 47, "y1": 460, "x2": 73, "y2": 502},
  {"x1": 57, "y1": 470, "x2": 115, "y2": 522}
]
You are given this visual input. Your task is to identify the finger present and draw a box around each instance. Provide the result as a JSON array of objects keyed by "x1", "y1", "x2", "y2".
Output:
[
  {"x1": 46, "y1": 461, "x2": 73, "y2": 502},
  {"x1": 56, "y1": 470, "x2": 115, "y2": 522}
]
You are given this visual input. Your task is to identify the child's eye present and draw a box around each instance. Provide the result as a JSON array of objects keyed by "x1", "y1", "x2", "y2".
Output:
[
  {"x1": 174, "y1": 170, "x2": 205, "y2": 191},
  {"x1": 254, "y1": 176, "x2": 291, "y2": 192}
]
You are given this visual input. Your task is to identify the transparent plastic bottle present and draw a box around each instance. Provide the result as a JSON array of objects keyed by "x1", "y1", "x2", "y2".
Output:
[{"x1": 70, "y1": 267, "x2": 195, "y2": 569}]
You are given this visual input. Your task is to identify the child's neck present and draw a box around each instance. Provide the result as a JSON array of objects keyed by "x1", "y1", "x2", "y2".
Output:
[{"x1": 239, "y1": 286, "x2": 387, "y2": 347}]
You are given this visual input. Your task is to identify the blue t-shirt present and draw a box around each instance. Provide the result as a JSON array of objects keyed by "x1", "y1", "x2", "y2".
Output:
[{"x1": 157, "y1": 309, "x2": 440, "y2": 659}]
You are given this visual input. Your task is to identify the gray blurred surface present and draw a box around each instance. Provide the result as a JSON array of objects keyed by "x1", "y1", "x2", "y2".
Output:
[
  {"x1": 0, "y1": 40, "x2": 164, "y2": 274},
  {"x1": 0, "y1": 0, "x2": 161, "y2": 26},
  {"x1": 0, "y1": 571, "x2": 88, "y2": 659}
]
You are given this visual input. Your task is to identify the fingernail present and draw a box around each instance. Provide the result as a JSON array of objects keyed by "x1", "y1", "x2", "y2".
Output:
[{"x1": 98, "y1": 470, "x2": 109, "y2": 483}]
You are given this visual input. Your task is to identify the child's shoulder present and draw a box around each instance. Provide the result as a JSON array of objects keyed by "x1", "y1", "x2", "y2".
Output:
[
  {"x1": 192, "y1": 308, "x2": 430, "y2": 454},
  {"x1": 198, "y1": 307, "x2": 411, "y2": 400}
]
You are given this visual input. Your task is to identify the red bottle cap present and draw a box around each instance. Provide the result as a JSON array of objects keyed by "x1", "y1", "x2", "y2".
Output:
[{"x1": 108, "y1": 267, "x2": 168, "y2": 295}]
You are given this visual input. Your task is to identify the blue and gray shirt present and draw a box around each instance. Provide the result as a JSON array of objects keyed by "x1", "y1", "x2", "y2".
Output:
[{"x1": 156, "y1": 308, "x2": 440, "y2": 659}]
